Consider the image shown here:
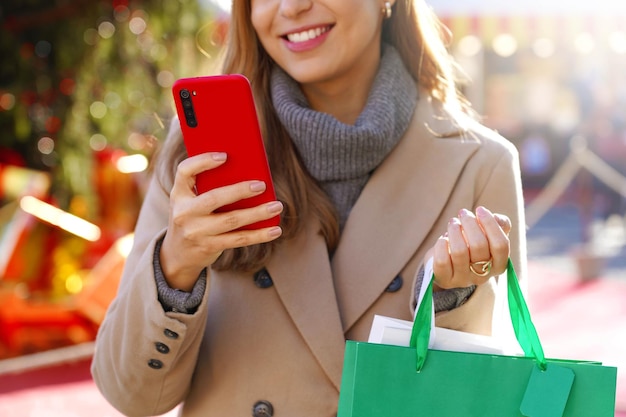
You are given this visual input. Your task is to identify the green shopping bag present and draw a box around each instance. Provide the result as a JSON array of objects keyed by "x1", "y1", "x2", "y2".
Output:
[{"x1": 337, "y1": 259, "x2": 617, "y2": 417}]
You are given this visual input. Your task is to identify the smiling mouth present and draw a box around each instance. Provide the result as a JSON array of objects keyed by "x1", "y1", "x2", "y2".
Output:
[{"x1": 283, "y1": 25, "x2": 332, "y2": 43}]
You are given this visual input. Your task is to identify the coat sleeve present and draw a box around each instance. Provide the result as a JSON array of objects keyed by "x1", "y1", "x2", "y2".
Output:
[
  {"x1": 434, "y1": 134, "x2": 527, "y2": 336},
  {"x1": 91, "y1": 174, "x2": 211, "y2": 417}
]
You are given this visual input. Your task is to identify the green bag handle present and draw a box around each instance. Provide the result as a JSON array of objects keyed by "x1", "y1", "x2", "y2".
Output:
[{"x1": 409, "y1": 258, "x2": 547, "y2": 372}]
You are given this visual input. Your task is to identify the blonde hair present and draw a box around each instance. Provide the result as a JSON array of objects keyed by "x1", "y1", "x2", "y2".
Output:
[{"x1": 155, "y1": 0, "x2": 467, "y2": 272}]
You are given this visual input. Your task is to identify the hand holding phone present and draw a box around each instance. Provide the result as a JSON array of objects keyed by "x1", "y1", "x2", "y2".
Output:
[{"x1": 172, "y1": 74, "x2": 280, "y2": 230}]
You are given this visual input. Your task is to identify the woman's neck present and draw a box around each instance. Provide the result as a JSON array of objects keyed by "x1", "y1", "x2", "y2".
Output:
[
  {"x1": 298, "y1": 49, "x2": 380, "y2": 125},
  {"x1": 299, "y1": 75, "x2": 375, "y2": 125},
  {"x1": 269, "y1": 44, "x2": 418, "y2": 229}
]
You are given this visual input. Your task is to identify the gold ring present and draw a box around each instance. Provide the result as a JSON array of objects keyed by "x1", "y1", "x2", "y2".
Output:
[{"x1": 469, "y1": 259, "x2": 492, "y2": 277}]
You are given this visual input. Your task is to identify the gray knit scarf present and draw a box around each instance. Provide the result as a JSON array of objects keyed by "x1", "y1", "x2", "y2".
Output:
[{"x1": 270, "y1": 45, "x2": 418, "y2": 227}]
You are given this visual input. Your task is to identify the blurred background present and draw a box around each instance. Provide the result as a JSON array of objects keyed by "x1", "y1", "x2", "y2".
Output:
[{"x1": 0, "y1": 0, "x2": 624, "y2": 415}]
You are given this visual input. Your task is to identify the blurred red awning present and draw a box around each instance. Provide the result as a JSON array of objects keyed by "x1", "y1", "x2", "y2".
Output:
[
  {"x1": 439, "y1": 14, "x2": 626, "y2": 45},
  {"x1": 428, "y1": 0, "x2": 626, "y2": 17},
  {"x1": 428, "y1": 0, "x2": 626, "y2": 47}
]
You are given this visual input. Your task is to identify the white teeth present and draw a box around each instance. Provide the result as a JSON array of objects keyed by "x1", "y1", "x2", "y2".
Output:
[{"x1": 286, "y1": 27, "x2": 327, "y2": 43}]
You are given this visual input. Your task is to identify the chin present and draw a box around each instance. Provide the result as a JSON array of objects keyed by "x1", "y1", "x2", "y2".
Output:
[
  {"x1": 284, "y1": 67, "x2": 335, "y2": 86},
  {"x1": 276, "y1": 57, "x2": 335, "y2": 84}
]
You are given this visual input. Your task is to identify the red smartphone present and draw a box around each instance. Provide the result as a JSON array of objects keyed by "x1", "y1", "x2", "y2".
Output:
[{"x1": 172, "y1": 74, "x2": 279, "y2": 230}]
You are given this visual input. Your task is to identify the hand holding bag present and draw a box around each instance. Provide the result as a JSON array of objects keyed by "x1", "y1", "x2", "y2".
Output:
[{"x1": 337, "y1": 259, "x2": 617, "y2": 417}]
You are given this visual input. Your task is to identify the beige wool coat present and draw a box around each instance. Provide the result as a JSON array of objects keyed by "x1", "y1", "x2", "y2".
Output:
[{"x1": 92, "y1": 94, "x2": 527, "y2": 417}]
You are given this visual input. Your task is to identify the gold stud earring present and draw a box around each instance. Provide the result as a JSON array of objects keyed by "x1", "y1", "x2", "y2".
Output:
[{"x1": 382, "y1": 2, "x2": 392, "y2": 19}]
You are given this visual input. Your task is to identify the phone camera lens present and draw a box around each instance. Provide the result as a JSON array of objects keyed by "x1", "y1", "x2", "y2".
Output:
[
  {"x1": 182, "y1": 100, "x2": 192, "y2": 108},
  {"x1": 180, "y1": 89, "x2": 190, "y2": 99}
]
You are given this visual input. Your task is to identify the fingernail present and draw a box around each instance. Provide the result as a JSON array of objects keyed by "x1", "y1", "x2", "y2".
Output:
[
  {"x1": 266, "y1": 201, "x2": 283, "y2": 214},
  {"x1": 250, "y1": 181, "x2": 266, "y2": 192},
  {"x1": 476, "y1": 206, "x2": 490, "y2": 217},
  {"x1": 211, "y1": 152, "x2": 227, "y2": 161},
  {"x1": 449, "y1": 217, "x2": 461, "y2": 225},
  {"x1": 268, "y1": 226, "x2": 282, "y2": 238},
  {"x1": 459, "y1": 208, "x2": 471, "y2": 218}
]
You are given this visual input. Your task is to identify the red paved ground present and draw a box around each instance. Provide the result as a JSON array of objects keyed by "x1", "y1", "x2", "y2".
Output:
[
  {"x1": 527, "y1": 262, "x2": 626, "y2": 414},
  {"x1": 0, "y1": 261, "x2": 623, "y2": 416}
]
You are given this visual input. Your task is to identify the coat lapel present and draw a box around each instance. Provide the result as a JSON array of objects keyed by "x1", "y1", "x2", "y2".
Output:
[
  {"x1": 333, "y1": 96, "x2": 481, "y2": 331},
  {"x1": 266, "y1": 219, "x2": 346, "y2": 390},
  {"x1": 265, "y1": 96, "x2": 481, "y2": 390}
]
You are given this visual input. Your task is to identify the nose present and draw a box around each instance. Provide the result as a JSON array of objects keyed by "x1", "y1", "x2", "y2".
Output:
[{"x1": 278, "y1": 0, "x2": 313, "y2": 18}]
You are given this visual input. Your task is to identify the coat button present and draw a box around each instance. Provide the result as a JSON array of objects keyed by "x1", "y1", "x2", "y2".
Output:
[
  {"x1": 163, "y1": 328, "x2": 179, "y2": 339},
  {"x1": 147, "y1": 359, "x2": 163, "y2": 369},
  {"x1": 155, "y1": 342, "x2": 170, "y2": 354},
  {"x1": 253, "y1": 268, "x2": 273, "y2": 289},
  {"x1": 252, "y1": 400, "x2": 274, "y2": 417},
  {"x1": 385, "y1": 274, "x2": 403, "y2": 292}
]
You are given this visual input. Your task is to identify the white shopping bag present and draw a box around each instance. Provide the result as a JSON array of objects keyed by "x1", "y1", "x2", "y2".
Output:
[{"x1": 368, "y1": 257, "x2": 522, "y2": 356}]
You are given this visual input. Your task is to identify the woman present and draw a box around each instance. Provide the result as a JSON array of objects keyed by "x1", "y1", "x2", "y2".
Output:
[{"x1": 92, "y1": 0, "x2": 526, "y2": 416}]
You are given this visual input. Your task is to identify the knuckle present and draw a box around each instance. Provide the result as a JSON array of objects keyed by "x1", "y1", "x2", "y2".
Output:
[
  {"x1": 490, "y1": 239, "x2": 510, "y2": 255},
  {"x1": 176, "y1": 158, "x2": 193, "y2": 176},
  {"x1": 169, "y1": 212, "x2": 199, "y2": 242},
  {"x1": 177, "y1": 223, "x2": 198, "y2": 240},
  {"x1": 232, "y1": 232, "x2": 250, "y2": 248},
  {"x1": 449, "y1": 247, "x2": 466, "y2": 260},
  {"x1": 476, "y1": 235, "x2": 490, "y2": 247},
  {"x1": 170, "y1": 209, "x2": 188, "y2": 229},
  {"x1": 202, "y1": 241, "x2": 222, "y2": 256},
  {"x1": 470, "y1": 239, "x2": 489, "y2": 254},
  {"x1": 201, "y1": 192, "x2": 220, "y2": 210},
  {"x1": 179, "y1": 226, "x2": 199, "y2": 243},
  {"x1": 171, "y1": 217, "x2": 184, "y2": 232},
  {"x1": 222, "y1": 213, "x2": 241, "y2": 230},
  {"x1": 433, "y1": 257, "x2": 447, "y2": 270}
]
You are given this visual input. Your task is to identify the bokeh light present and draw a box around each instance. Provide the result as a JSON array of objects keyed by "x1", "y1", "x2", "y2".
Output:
[
  {"x1": 157, "y1": 70, "x2": 175, "y2": 88},
  {"x1": 129, "y1": 15, "x2": 147, "y2": 35},
  {"x1": 89, "y1": 133, "x2": 108, "y2": 151},
  {"x1": 0, "y1": 93, "x2": 15, "y2": 111},
  {"x1": 574, "y1": 32, "x2": 595, "y2": 55},
  {"x1": 37, "y1": 137, "x2": 55, "y2": 155},
  {"x1": 65, "y1": 273, "x2": 84, "y2": 294},
  {"x1": 457, "y1": 35, "x2": 483, "y2": 57},
  {"x1": 608, "y1": 31, "x2": 626, "y2": 54},
  {"x1": 59, "y1": 78, "x2": 75, "y2": 96},
  {"x1": 104, "y1": 92, "x2": 122, "y2": 109},
  {"x1": 492, "y1": 33, "x2": 518, "y2": 57},
  {"x1": 89, "y1": 101, "x2": 108, "y2": 119},
  {"x1": 98, "y1": 21, "x2": 116, "y2": 39},
  {"x1": 116, "y1": 154, "x2": 149, "y2": 173},
  {"x1": 84, "y1": 28, "x2": 99, "y2": 45},
  {"x1": 532, "y1": 38, "x2": 556, "y2": 58}
]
